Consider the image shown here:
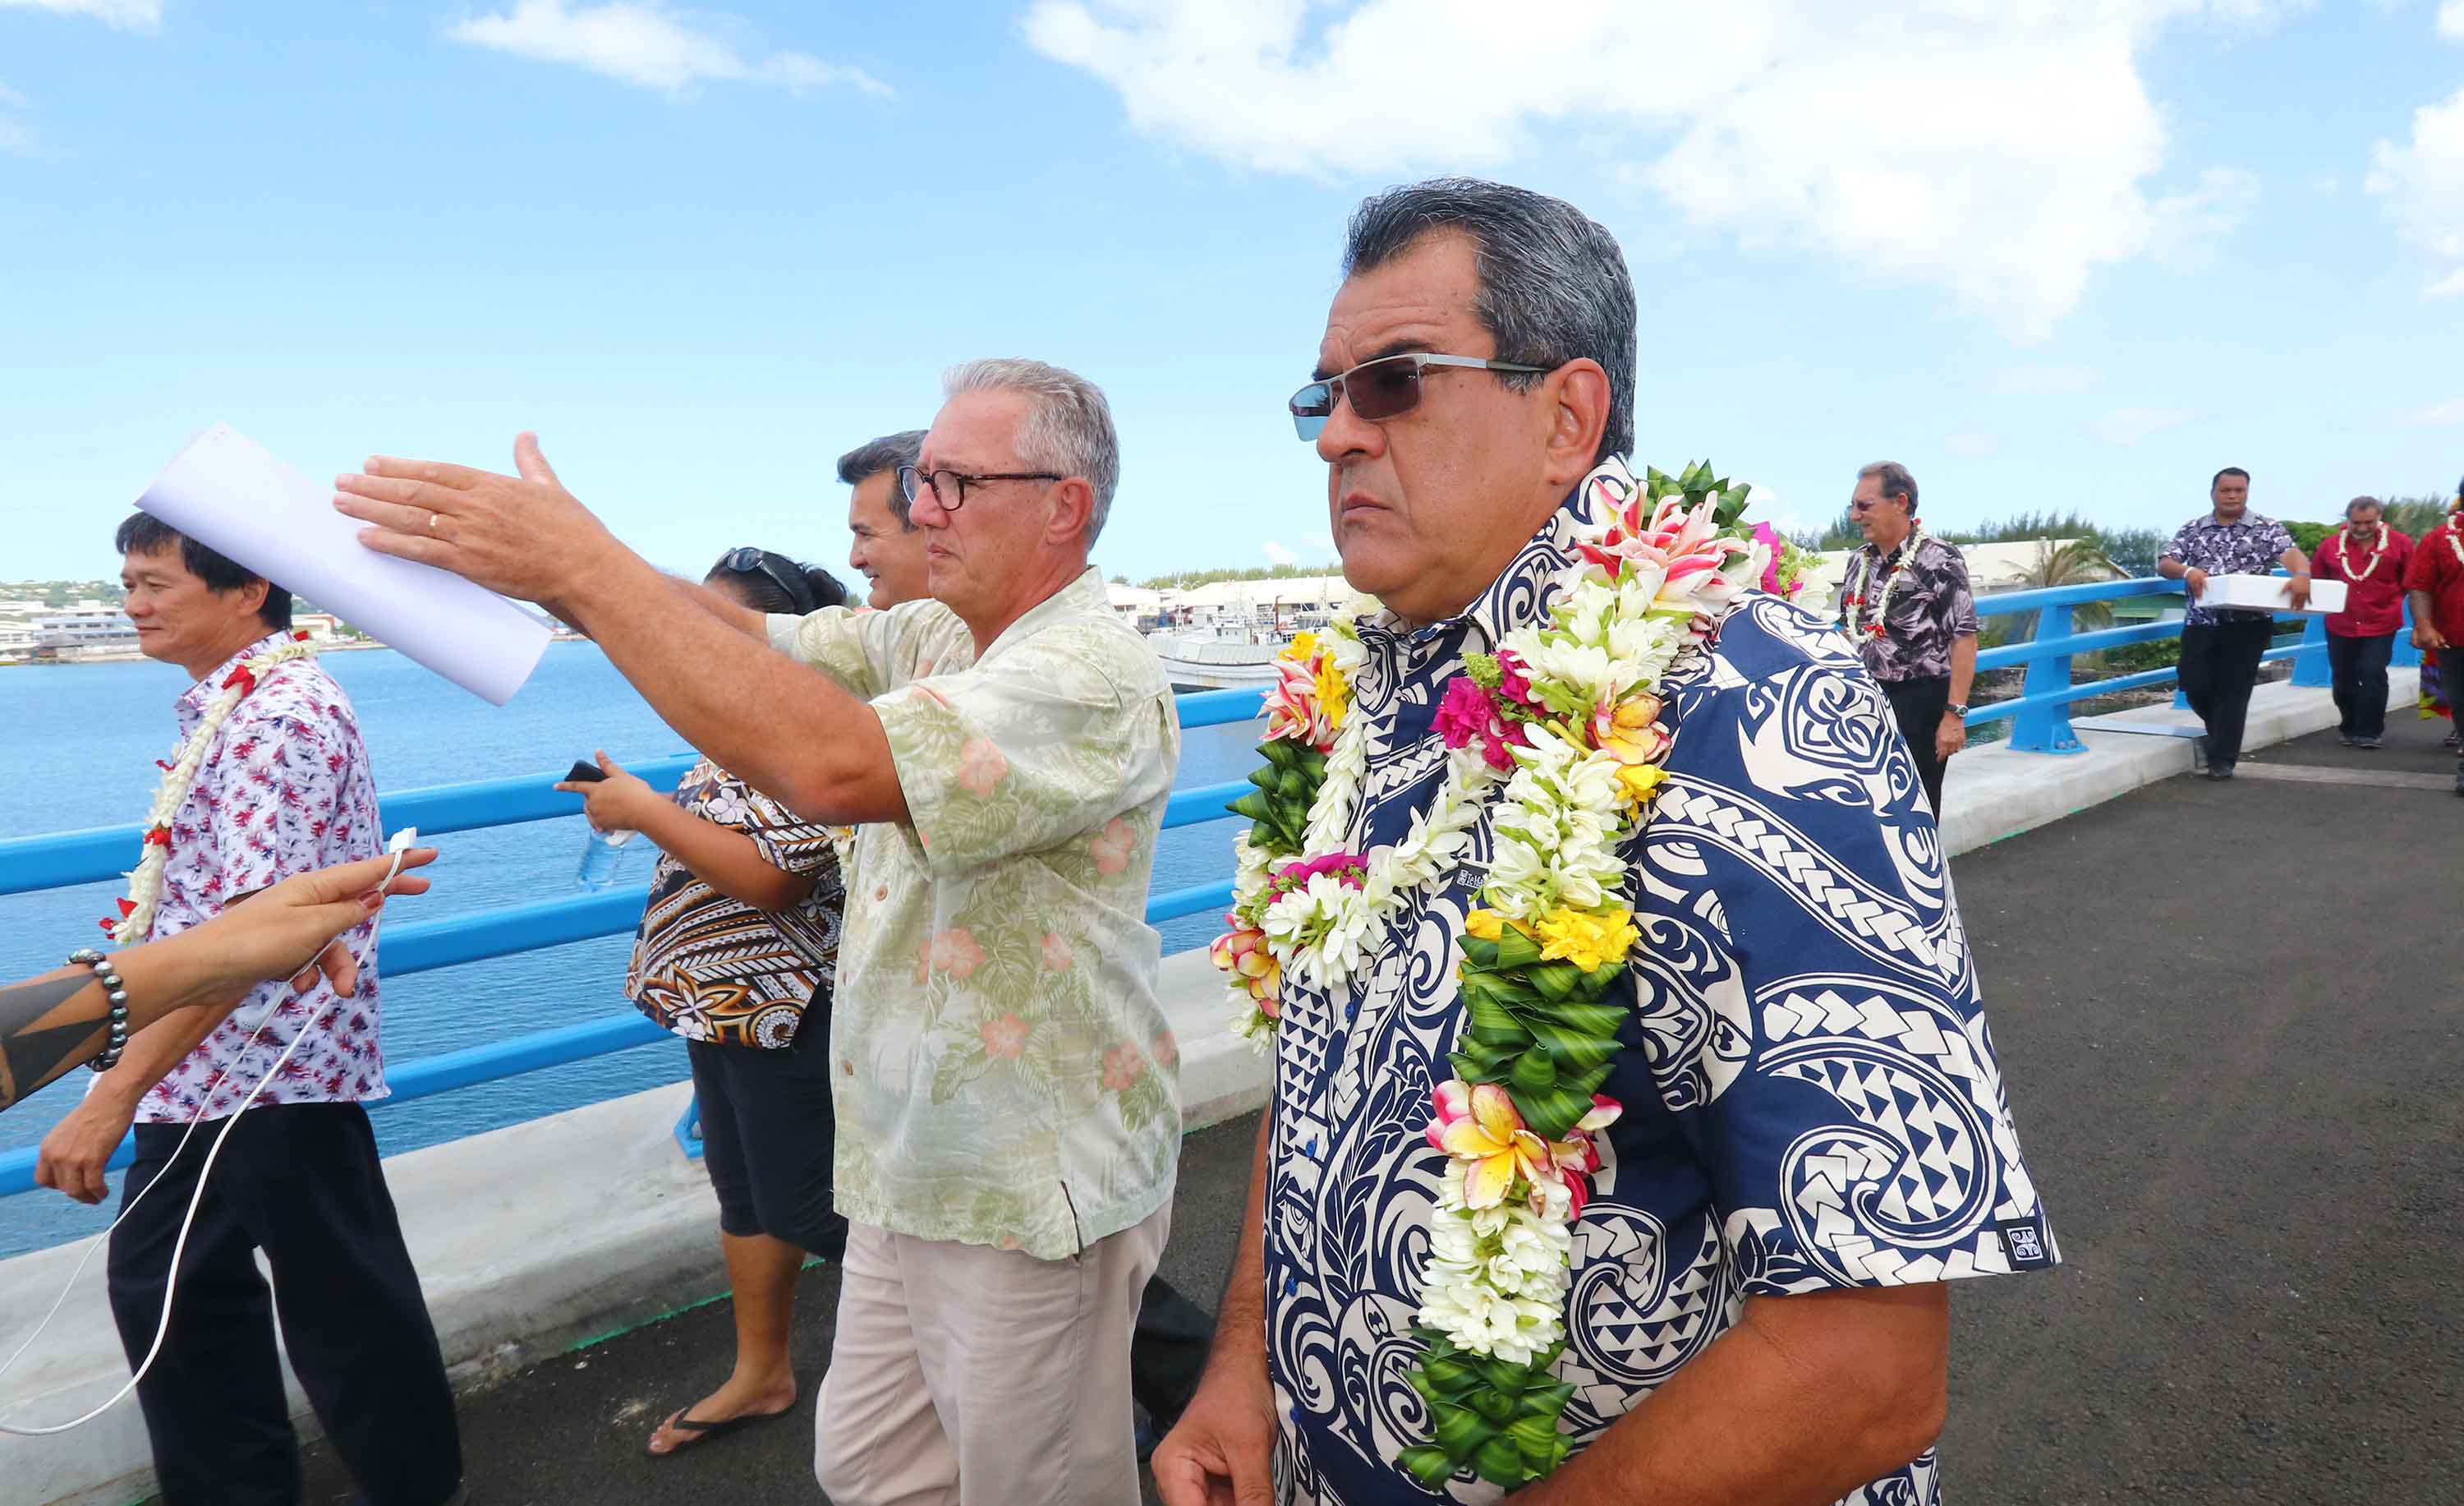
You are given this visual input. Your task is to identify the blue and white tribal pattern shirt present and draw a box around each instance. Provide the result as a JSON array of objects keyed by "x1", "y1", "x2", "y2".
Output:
[{"x1": 1262, "y1": 481, "x2": 2057, "y2": 1505}]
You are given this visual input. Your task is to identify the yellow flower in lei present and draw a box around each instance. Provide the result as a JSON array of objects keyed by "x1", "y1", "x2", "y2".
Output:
[
  {"x1": 1611, "y1": 761, "x2": 1666, "y2": 811},
  {"x1": 1462, "y1": 908, "x2": 1506, "y2": 942},
  {"x1": 1313, "y1": 648, "x2": 1349, "y2": 734},
  {"x1": 1533, "y1": 907, "x2": 1640, "y2": 972}
]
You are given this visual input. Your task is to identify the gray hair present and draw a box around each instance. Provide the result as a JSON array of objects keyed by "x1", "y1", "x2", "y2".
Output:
[
  {"x1": 1857, "y1": 461, "x2": 1920, "y2": 517},
  {"x1": 2345, "y1": 495, "x2": 2383, "y2": 519},
  {"x1": 940, "y1": 359, "x2": 1120, "y2": 546},
  {"x1": 836, "y1": 429, "x2": 927, "y2": 529},
  {"x1": 1343, "y1": 177, "x2": 1636, "y2": 463}
]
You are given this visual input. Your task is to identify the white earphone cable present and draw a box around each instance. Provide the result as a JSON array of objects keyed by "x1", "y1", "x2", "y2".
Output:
[{"x1": 0, "y1": 830, "x2": 418, "y2": 1435}]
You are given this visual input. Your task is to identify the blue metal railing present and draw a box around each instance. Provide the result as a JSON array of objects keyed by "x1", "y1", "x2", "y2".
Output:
[
  {"x1": 0, "y1": 686, "x2": 1272, "y2": 1196},
  {"x1": 1951, "y1": 575, "x2": 2407, "y2": 753},
  {"x1": 0, "y1": 589, "x2": 2395, "y2": 1195}
]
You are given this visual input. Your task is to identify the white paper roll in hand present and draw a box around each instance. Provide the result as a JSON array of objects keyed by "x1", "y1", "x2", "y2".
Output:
[{"x1": 136, "y1": 424, "x2": 554, "y2": 705}]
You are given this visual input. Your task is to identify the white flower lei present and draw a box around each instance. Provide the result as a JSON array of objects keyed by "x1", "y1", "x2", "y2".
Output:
[
  {"x1": 2331, "y1": 525, "x2": 2392, "y2": 584},
  {"x1": 112, "y1": 635, "x2": 319, "y2": 944},
  {"x1": 1845, "y1": 523, "x2": 1928, "y2": 639}
]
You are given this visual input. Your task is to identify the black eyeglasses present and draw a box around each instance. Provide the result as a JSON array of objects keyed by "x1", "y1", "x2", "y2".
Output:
[
  {"x1": 1287, "y1": 352, "x2": 1549, "y2": 441},
  {"x1": 894, "y1": 466, "x2": 1063, "y2": 512},
  {"x1": 720, "y1": 546, "x2": 819, "y2": 614}
]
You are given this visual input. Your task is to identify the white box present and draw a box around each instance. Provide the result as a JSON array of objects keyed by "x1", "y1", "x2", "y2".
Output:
[{"x1": 2196, "y1": 573, "x2": 2346, "y2": 615}]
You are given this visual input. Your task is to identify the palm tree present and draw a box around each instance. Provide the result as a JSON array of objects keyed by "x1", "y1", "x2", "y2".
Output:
[{"x1": 1977, "y1": 539, "x2": 2120, "y2": 648}]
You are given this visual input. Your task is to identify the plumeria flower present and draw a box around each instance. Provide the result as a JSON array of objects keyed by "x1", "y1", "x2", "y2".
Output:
[
  {"x1": 1210, "y1": 921, "x2": 1280, "y2": 1016},
  {"x1": 1437, "y1": 1082, "x2": 1561, "y2": 1208}
]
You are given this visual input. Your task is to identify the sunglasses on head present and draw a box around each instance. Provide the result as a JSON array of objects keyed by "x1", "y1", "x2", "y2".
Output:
[
  {"x1": 1288, "y1": 352, "x2": 1549, "y2": 441},
  {"x1": 720, "y1": 546, "x2": 820, "y2": 615}
]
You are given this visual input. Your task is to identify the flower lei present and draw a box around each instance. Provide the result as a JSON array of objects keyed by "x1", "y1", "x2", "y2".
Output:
[
  {"x1": 2329, "y1": 526, "x2": 2392, "y2": 584},
  {"x1": 2447, "y1": 518, "x2": 2464, "y2": 570},
  {"x1": 1211, "y1": 458, "x2": 1771, "y2": 1492},
  {"x1": 108, "y1": 632, "x2": 319, "y2": 943},
  {"x1": 1841, "y1": 523, "x2": 1928, "y2": 639}
]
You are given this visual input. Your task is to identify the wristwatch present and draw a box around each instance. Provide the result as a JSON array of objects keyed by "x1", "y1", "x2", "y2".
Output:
[{"x1": 1946, "y1": 702, "x2": 1969, "y2": 717}]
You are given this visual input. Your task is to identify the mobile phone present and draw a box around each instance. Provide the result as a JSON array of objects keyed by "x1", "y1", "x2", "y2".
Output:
[{"x1": 565, "y1": 759, "x2": 607, "y2": 784}]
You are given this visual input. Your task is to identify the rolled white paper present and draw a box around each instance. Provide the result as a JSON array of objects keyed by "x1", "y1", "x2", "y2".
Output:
[{"x1": 135, "y1": 423, "x2": 553, "y2": 705}]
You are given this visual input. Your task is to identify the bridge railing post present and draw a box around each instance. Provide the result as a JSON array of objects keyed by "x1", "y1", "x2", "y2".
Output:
[
  {"x1": 2007, "y1": 603, "x2": 2086, "y2": 753},
  {"x1": 672, "y1": 1094, "x2": 703, "y2": 1158},
  {"x1": 2289, "y1": 612, "x2": 2332, "y2": 688},
  {"x1": 2393, "y1": 596, "x2": 2421, "y2": 670}
]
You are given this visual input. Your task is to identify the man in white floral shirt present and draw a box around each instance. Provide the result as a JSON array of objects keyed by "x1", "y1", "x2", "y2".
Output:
[
  {"x1": 338, "y1": 357, "x2": 1180, "y2": 1505},
  {"x1": 34, "y1": 515, "x2": 462, "y2": 1506}
]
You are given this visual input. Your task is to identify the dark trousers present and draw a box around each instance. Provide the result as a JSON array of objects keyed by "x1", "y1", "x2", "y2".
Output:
[
  {"x1": 107, "y1": 1103, "x2": 462, "y2": 1506},
  {"x1": 2178, "y1": 617, "x2": 2274, "y2": 769},
  {"x1": 688, "y1": 1020, "x2": 847, "y2": 1260},
  {"x1": 1130, "y1": 1273, "x2": 1214, "y2": 1426},
  {"x1": 2326, "y1": 631, "x2": 2397, "y2": 739},
  {"x1": 1881, "y1": 674, "x2": 1951, "y2": 816},
  {"x1": 2445, "y1": 647, "x2": 2464, "y2": 768}
]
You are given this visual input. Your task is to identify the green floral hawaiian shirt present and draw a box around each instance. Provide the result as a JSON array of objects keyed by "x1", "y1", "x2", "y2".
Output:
[{"x1": 768, "y1": 568, "x2": 1182, "y2": 1259}]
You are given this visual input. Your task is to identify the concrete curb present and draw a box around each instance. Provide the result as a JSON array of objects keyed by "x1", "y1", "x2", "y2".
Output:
[{"x1": 0, "y1": 671, "x2": 2405, "y2": 1504}]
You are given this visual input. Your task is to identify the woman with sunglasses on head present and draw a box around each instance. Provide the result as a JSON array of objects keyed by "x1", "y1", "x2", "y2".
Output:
[{"x1": 554, "y1": 547, "x2": 854, "y2": 1458}]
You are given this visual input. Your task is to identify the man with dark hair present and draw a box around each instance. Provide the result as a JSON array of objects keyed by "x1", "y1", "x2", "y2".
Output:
[
  {"x1": 2158, "y1": 468, "x2": 2311, "y2": 780},
  {"x1": 1837, "y1": 462, "x2": 1977, "y2": 814},
  {"x1": 1156, "y1": 177, "x2": 2051, "y2": 1506},
  {"x1": 838, "y1": 430, "x2": 931, "y2": 610},
  {"x1": 111, "y1": 514, "x2": 294, "y2": 630},
  {"x1": 35, "y1": 516, "x2": 463, "y2": 1506},
  {"x1": 2313, "y1": 496, "x2": 2412, "y2": 748}
]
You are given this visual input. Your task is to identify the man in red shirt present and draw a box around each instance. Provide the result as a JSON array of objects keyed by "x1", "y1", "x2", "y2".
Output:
[
  {"x1": 2402, "y1": 491, "x2": 2464, "y2": 794},
  {"x1": 2315, "y1": 496, "x2": 2412, "y2": 748}
]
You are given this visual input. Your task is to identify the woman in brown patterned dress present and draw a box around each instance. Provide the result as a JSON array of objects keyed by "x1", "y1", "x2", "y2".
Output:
[{"x1": 557, "y1": 549, "x2": 852, "y2": 1458}]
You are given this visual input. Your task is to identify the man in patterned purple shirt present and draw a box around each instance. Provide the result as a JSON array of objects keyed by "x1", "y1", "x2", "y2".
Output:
[
  {"x1": 2158, "y1": 468, "x2": 2312, "y2": 781},
  {"x1": 32, "y1": 517, "x2": 463, "y2": 1506}
]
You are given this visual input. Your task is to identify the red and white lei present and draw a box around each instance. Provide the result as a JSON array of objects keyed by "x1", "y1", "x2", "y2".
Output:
[
  {"x1": 1842, "y1": 523, "x2": 1928, "y2": 639},
  {"x1": 108, "y1": 632, "x2": 319, "y2": 943}
]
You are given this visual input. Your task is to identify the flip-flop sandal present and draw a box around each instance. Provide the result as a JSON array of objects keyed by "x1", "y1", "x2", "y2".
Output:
[{"x1": 649, "y1": 1405, "x2": 786, "y2": 1455}]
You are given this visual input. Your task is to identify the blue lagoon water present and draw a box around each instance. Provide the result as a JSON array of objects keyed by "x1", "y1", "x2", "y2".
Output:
[{"x1": 0, "y1": 643, "x2": 1254, "y2": 1259}]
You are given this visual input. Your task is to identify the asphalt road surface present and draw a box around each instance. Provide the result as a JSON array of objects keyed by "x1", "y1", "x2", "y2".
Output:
[{"x1": 232, "y1": 716, "x2": 2462, "y2": 1504}]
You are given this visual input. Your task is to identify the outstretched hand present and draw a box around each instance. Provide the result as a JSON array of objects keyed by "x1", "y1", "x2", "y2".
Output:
[
  {"x1": 217, "y1": 847, "x2": 439, "y2": 997},
  {"x1": 332, "y1": 433, "x2": 618, "y2": 608}
]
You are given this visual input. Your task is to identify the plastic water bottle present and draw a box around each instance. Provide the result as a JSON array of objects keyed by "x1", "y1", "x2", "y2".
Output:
[{"x1": 576, "y1": 827, "x2": 636, "y2": 889}]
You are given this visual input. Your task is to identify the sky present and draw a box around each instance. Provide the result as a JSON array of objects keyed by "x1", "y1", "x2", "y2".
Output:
[{"x1": 4, "y1": 0, "x2": 2463, "y2": 585}]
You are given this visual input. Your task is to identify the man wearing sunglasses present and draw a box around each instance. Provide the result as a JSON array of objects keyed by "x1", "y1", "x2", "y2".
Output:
[
  {"x1": 334, "y1": 358, "x2": 1183, "y2": 1506},
  {"x1": 1156, "y1": 179, "x2": 2053, "y2": 1506}
]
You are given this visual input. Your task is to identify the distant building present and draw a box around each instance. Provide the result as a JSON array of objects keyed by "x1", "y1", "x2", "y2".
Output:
[{"x1": 34, "y1": 604, "x2": 137, "y2": 659}]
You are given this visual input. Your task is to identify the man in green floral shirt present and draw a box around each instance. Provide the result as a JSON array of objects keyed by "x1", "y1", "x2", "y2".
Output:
[{"x1": 335, "y1": 358, "x2": 1181, "y2": 1505}]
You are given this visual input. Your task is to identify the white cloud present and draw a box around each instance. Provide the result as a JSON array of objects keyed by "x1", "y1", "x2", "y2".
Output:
[
  {"x1": 1945, "y1": 432, "x2": 2004, "y2": 457},
  {"x1": 1025, "y1": 1, "x2": 2274, "y2": 339},
  {"x1": 1742, "y1": 482, "x2": 1802, "y2": 538},
  {"x1": 2368, "y1": 83, "x2": 2464, "y2": 299},
  {"x1": 2442, "y1": 0, "x2": 2464, "y2": 39},
  {"x1": 2147, "y1": 166, "x2": 2262, "y2": 265},
  {"x1": 0, "y1": 81, "x2": 30, "y2": 154},
  {"x1": 448, "y1": 1, "x2": 888, "y2": 96},
  {"x1": 1993, "y1": 365, "x2": 2099, "y2": 396},
  {"x1": 0, "y1": 0, "x2": 159, "y2": 29},
  {"x1": 1261, "y1": 540, "x2": 1298, "y2": 567},
  {"x1": 2400, "y1": 396, "x2": 2464, "y2": 424},
  {"x1": 2091, "y1": 407, "x2": 2199, "y2": 445}
]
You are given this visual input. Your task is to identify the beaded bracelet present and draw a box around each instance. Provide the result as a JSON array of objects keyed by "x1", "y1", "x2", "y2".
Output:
[{"x1": 66, "y1": 947, "x2": 130, "y2": 1072}]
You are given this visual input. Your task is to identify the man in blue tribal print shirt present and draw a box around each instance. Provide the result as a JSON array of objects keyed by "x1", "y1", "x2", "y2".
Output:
[{"x1": 1152, "y1": 179, "x2": 2057, "y2": 1506}]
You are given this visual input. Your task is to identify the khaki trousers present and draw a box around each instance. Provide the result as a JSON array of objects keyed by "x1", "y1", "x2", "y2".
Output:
[{"x1": 811, "y1": 1202, "x2": 1170, "y2": 1506}]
